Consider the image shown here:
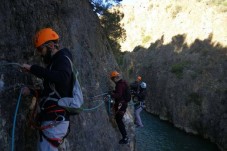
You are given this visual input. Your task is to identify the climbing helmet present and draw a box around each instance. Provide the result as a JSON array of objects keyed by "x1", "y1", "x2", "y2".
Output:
[{"x1": 34, "y1": 28, "x2": 59, "y2": 48}]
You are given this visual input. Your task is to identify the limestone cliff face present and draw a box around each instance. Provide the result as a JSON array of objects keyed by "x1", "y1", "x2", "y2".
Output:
[
  {"x1": 119, "y1": 1, "x2": 227, "y2": 150},
  {"x1": 118, "y1": 0, "x2": 227, "y2": 52},
  {"x1": 122, "y1": 35, "x2": 227, "y2": 151},
  {"x1": 0, "y1": 0, "x2": 134, "y2": 151}
]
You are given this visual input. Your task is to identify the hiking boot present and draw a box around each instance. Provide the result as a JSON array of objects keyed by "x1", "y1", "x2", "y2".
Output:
[{"x1": 119, "y1": 137, "x2": 129, "y2": 144}]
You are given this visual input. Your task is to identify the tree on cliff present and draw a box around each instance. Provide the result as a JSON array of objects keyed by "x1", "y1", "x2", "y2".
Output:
[
  {"x1": 89, "y1": 0, "x2": 123, "y2": 14},
  {"x1": 89, "y1": 0, "x2": 126, "y2": 64}
]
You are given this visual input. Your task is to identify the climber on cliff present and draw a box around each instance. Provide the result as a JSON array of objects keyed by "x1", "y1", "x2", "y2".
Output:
[
  {"x1": 130, "y1": 76, "x2": 147, "y2": 127},
  {"x1": 21, "y1": 28, "x2": 73, "y2": 151},
  {"x1": 109, "y1": 71, "x2": 129, "y2": 144},
  {"x1": 130, "y1": 76, "x2": 142, "y2": 101},
  {"x1": 130, "y1": 76, "x2": 142, "y2": 93},
  {"x1": 134, "y1": 82, "x2": 147, "y2": 128}
]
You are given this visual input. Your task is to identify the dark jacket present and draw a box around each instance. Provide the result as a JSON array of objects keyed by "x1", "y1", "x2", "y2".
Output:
[
  {"x1": 111, "y1": 79, "x2": 128, "y2": 104},
  {"x1": 134, "y1": 87, "x2": 146, "y2": 109},
  {"x1": 111, "y1": 79, "x2": 129, "y2": 112},
  {"x1": 30, "y1": 48, "x2": 73, "y2": 121},
  {"x1": 136, "y1": 88, "x2": 146, "y2": 102},
  {"x1": 130, "y1": 81, "x2": 140, "y2": 94}
]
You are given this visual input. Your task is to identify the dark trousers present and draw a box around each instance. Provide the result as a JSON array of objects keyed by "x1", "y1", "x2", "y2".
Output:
[{"x1": 114, "y1": 102, "x2": 128, "y2": 138}]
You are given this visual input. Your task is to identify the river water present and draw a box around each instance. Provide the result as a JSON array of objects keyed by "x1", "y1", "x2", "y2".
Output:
[{"x1": 135, "y1": 111, "x2": 219, "y2": 151}]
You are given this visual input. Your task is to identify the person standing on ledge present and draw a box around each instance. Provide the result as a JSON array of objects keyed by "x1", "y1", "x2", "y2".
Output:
[
  {"x1": 110, "y1": 71, "x2": 129, "y2": 144},
  {"x1": 134, "y1": 82, "x2": 147, "y2": 128},
  {"x1": 22, "y1": 28, "x2": 73, "y2": 151}
]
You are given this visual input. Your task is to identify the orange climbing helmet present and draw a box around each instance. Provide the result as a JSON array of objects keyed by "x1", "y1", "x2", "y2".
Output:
[
  {"x1": 110, "y1": 71, "x2": 120, "y2": 78},
  {"x1": 137, "y1": 76, "x2": 142, "y2": 81},
  {"x1": 34, "y1": 28, "x2": 59, "y2": 48}
]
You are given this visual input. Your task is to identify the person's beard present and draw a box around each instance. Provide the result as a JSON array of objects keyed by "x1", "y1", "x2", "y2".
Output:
[{"x1": 42, "y1": 47, "x2": 52, "y2": 64}]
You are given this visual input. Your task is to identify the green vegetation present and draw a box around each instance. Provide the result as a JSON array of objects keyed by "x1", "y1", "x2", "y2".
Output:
[
  {"x1": 196, "y1": 0, "x2": 227, "y2": 7},
  {"x1": 147, "y1": 4, "x2": 153, "y2": 11},
  {"x1": 171, "y1": 5, "x2": 182, "y2": 18},
  {"x1": 171, "y1": 61, "x2": 189, "y2": 79},
  {"x1": 195, "y1": 0, "x2": 227, "y2": 12},
  {"x1": 211, "y1": 0, "x2": 227, "y2": 6},
  {"x1": 89, "y1": 0, "x2": 123, "y2": 14},
  {"x1": 142, "y1": 35, "x2": 151, "y2": 44},
  {"x1": 223, "y1": 1, "x2": 227, "y2": 6},
  {"x1": 128, "y1": 15, "x2": 135, "y2": 23},
  {"x1": 89, "y1": 0, "x2": 126, "y2": 65},
  {"x1": 133, "y1": 46, "x2": 142, "y2": 52},
  {"x1": 215, "y1": 88, "x2": 227, "y2": 95},
  {"x1": 165, "y1": 4, "x2": 172, "y2": 12},
  {"x1": 100, "y1": 9, "x2": 126, "y2": 64},
  {"x1": 188, "y1": 92, "x2": 202, "y2": 106}
]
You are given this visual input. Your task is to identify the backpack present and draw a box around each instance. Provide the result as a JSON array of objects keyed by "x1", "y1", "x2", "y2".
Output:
[
  {"x1": 56, "y1": 56, "x2": 84, "y2": 115},
  {"x1": 123, "y1": 82, "x2": 131, "y2": 103}
]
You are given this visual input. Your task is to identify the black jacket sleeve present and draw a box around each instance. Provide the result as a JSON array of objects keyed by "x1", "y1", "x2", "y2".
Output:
[
  {"x1": 136, "y1": 89, "x2": 146, "y2": 101},
  {"x1": 30, "y1": 55, "x2": 72, "y2": 86}
]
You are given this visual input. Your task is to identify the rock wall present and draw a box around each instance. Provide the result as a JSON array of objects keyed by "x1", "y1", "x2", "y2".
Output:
[
  {"x1": 0, "y1": 0, "x2": 134, "y2": 151},
  {"x1": 122, "y1": 35, "x2": 227, "y2": 151},
  {"x1": 118, "y1": 0, "x2": 227, "y2": 52}
]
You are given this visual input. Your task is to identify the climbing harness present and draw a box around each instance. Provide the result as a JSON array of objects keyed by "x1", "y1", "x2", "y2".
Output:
[
  {"x1": 105, "y1": 95, "x2": 114, "y2": 115},
  {"x1": 10, "y1": 87, "x2": 110, "y2": 151},
  {"x1": 1, "y1": 62, "x2": 118, "y2": 150}
]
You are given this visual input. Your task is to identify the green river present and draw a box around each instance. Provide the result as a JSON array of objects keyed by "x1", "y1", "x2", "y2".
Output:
[{"x1": 135, "y1": 111, "x2": 219, "y2": 151}]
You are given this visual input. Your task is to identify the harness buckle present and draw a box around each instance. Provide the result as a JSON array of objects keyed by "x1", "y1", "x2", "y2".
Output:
[{"x1": 55, "y1": 115, "x2": 65, "y2": 122}]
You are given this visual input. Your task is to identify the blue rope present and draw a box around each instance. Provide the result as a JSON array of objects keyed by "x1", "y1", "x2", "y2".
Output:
[
  {"x1": 11, "y1": 88, "x2": 23, "y2": 151},
  {"x1": 88, "y1": 99, "x2": 103, "y2": 102},
  {"x1": 88, "y1": 93, "x2": 108, "y2": 99},
  {"x1": 9, "y1": 87, "x2": 106, "y2": 151},
  {"x1": 83, "y1": 101, "x2": 104, "y2": 111}
]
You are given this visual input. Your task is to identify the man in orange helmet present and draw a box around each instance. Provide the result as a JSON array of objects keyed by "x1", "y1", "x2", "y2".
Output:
[
  {"x1": 130, "y1": 76, "x2": 147, "y2": 128},
  {"x1": 134, "y1": 82, "x2": 147, "y2": 128},
  {"x1": 110, "y1": 71, "x2": 129, "y2": 144},
  {"x1": 22, "y1": 28, "x2": 73, "y2": 151},
  {"x1": 130, "y1": 75, "x2": 142, "y2": 97}
]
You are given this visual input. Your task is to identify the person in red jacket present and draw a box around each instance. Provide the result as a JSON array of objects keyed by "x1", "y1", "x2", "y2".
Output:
[{"x1": 110, "y1": 71, "x2": 129, "y2": 144}]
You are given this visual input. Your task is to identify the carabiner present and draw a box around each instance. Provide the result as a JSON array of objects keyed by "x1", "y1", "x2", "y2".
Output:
[{"x1": 56, "y1": 115, "x2": 65, "y2": 122}]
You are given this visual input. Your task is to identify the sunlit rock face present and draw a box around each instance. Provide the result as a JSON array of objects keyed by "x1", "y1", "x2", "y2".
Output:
[
  {"x1": 119, "y1": 1, "x2": 227, "y2": 150},
  {"x1": 118, "y1": 0, "x2": 227, "y2": 52},
  {"x1": 0, "y1": 0, "x2": 134, "y2": 151},
  {"x1": 122, "y1": 35, "x2": 227, "y2": 151}
]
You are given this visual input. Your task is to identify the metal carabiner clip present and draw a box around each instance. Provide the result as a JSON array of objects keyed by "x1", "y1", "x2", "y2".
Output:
[{"x1": 56, "y1": 115, "x2": 65, "y2": 122}]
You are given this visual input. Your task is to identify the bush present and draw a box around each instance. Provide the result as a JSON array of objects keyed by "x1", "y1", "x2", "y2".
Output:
[
  {"x1": 171, "y1": 61, "x2": 189, "y2": 79},
  {"x1": 188, "y1": 92, "x2": 202, "y2": 106},
  {"x1": 142, "y1": 35, "x2": 151, "y2": 44}
]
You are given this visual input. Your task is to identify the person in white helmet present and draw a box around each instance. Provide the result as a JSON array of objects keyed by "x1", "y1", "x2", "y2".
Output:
[{"x1": 134, "y1": 82, "x2": 147, "y2": 128}]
